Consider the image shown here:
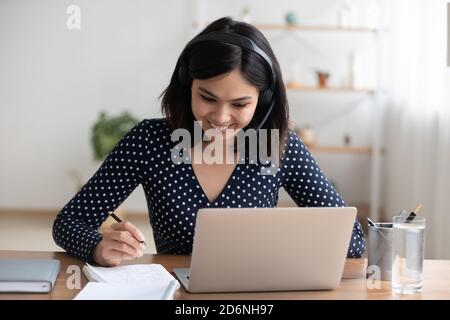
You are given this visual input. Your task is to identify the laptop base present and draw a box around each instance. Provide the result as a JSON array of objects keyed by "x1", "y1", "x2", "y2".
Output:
[{"x1": 174, "y1": 268, "x2": 190, "y2": 291}]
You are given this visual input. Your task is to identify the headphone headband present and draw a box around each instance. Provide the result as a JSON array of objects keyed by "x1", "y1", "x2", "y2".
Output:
[{"x1": 181, "y1": 31, "x2": 276, "y2": 90}]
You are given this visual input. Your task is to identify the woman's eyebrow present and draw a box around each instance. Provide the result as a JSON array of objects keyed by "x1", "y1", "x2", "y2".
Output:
[{"x1": 198, "y1": 87, "x2": 253, "y2": 101}]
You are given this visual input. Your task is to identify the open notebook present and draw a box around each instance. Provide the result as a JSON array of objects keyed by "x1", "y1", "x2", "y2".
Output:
[{"x1": 74, "y1": 263, "x2": 180, "y2": 300}]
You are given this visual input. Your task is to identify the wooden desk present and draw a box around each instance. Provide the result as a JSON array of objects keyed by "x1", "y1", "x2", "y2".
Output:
[{"x1": 1, "y1": 250, "x2": 450, "y2": 300}]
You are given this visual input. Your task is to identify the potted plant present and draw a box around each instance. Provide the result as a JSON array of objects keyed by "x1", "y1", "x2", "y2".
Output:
[
  {"x1": 315, "y1": 70, "x2": 330, "y2": 88},
  {"x1": 91, "y1": 111, "x2": 139, "y2": 161}
]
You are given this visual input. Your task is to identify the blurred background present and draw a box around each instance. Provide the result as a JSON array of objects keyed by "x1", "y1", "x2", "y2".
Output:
[{"x1": 1, "y1": 0, "x2": 449, "y2": 259}]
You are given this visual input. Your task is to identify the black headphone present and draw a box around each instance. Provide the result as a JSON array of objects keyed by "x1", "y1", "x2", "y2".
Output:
[{"x1": 177, "y1": 31, "x2": 276, "y2": 131}]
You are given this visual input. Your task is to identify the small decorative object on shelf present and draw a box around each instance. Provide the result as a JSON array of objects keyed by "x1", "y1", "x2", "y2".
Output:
[
  {"x1": 344, "y1": 133, "x2": 351, "y2": 146},
  {"x1": 239, "y1": 6, "x2": 251, "y2": 23},
  {"x1": 285, "y1": 11, "x2": 298, "y2": 26},
  {"x1": 295, "y1": 124, "x2": 318, "y2": 147},
  {"x1": 315, "y1": 70, "x2": 330, "y2": 88}
]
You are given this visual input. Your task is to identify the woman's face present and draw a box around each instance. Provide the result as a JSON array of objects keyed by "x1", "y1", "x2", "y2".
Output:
[{"x1": 191, "y1": 69, "x2": 259, "y2": 141}]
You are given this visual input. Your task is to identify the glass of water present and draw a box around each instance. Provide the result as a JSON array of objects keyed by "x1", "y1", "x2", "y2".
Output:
[{"x1": 391, "y1": 216, "x2": 426, "y2": 294}]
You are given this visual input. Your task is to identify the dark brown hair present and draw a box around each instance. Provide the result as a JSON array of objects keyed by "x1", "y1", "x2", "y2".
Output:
[{"x1": 160, "y1": 17, "x2": 290, "y2": 159}]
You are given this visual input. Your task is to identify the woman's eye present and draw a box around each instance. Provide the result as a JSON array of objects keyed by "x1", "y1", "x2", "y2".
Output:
[
  {"x1": 233, "y1": 103, "x2": 250, "y2": 108},
  {"x1": 200, "y1": 95, "x2": 215, "y2": 102}
]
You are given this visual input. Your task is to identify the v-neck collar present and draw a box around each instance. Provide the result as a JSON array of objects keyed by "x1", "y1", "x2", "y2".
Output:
[{"x1": 188, "y1": 151, "x2": 245, "y2": 207}]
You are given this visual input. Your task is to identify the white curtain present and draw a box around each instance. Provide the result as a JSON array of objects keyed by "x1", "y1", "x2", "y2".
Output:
[{"x1": 383, "y1": 0, "x2": 450, "y2": 259}]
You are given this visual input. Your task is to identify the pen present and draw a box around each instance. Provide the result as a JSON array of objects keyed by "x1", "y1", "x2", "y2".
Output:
[
  {"x1": 406, "y1": 203, "x2": 423, "y2": 222},
  {"x1": 108, "y1": 211, "x2": 146, "y2": 245}
]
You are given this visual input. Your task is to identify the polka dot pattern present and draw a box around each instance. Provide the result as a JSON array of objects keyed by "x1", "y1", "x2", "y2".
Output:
[{"x1": 53, "y1": 118, "x2": 365, "y2": 261}]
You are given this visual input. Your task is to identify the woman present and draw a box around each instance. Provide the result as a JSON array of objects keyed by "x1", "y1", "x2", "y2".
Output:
[{"x1": 53, "y1": 17, "x2": 365, "y2": 267}]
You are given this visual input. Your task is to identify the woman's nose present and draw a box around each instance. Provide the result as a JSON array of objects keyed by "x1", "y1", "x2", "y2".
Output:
[{"x1": 212, "y1": 104, "x2": 232, "y2": 124}]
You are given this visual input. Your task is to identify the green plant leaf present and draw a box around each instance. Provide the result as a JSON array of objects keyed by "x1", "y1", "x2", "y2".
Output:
[{"x1": 91, "y1": 111, "x2": 139, "y2": 161}]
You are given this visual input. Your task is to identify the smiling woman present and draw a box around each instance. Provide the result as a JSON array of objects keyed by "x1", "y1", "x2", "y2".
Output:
[
  {"x1": 161, "y1": 18, "x2": 286, "y2": 150},
  {"x1": 191, "y1": 70, "x2": 259, "y2": 139},
  {"x1": 52, "y1": 17, "x2": 365, "y2": 266}
]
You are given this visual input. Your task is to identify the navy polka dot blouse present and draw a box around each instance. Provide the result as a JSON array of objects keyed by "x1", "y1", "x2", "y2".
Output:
[{"x1": 53, "y1": 118, "x2": 365, "y2": 261}]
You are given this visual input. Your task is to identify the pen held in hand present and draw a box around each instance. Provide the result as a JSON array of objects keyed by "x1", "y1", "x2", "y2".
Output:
[{"x1": 108, "y1": 211, "x2": 146, "y2": 245}]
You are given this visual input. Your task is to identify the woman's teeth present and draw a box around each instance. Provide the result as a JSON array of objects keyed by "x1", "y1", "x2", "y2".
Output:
[{"x1": 209, "y1": 122, "x2": 231, "y2": 131}]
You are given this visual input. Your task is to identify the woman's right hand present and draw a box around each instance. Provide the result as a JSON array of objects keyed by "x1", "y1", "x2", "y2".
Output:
[{"x1": 92, "y1": 221, "x2": 146, "y2": 267}]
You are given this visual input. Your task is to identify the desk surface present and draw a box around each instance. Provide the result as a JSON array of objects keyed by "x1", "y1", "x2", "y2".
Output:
[{"x1": 1, "y1": 250, "x2": 450, "y2": 300}]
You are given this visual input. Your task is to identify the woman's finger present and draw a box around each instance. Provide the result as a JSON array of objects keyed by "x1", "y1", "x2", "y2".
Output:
[
  {"x1": 105, "y1": 249, "x2": 135, "y2": 262},
  {"x1": 111, "y1": 221, "x2": 145, "y2": 244},
  {"x1": 107, "y1": 238, "x2": 143, "y2": 258},
  {"x1": 110, "y1": 230, "x2": 143, "y2": 252}
]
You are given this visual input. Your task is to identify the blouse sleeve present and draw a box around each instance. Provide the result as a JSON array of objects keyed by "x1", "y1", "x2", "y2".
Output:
[
  {"x1": 280, "y1": 129, "x2": 365, "y2": 258},
  {"x1": 52, "y1": 120, "x2": 148, "y2": 262}
]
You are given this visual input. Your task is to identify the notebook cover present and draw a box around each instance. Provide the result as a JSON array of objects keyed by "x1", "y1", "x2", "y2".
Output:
[{"x1": 0, "y1": 259, "x2": 60, "y2": 293}]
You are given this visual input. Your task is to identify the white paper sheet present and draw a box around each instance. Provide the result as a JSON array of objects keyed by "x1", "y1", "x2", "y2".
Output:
[{"x1": 74, "y1": 263, "x2": 180, "y2": 300}]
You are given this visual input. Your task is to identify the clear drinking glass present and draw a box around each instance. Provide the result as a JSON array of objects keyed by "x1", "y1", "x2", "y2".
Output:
[{"x1": 391, "y1": 216, "x2": 426, "y2": 294}]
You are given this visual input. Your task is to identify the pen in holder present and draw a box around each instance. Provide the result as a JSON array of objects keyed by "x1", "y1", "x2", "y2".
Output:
[{"x1": 367, "y1": 218, "x2": 393, "y2": 281}]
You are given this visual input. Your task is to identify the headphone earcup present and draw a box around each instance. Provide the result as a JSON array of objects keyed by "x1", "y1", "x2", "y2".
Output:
[
  {"x1": 252, "y1": 89, "x2": 274, "y2": 130},
  {"x1": 258, "y1": 89, "x2": 272, "y2": 109}
]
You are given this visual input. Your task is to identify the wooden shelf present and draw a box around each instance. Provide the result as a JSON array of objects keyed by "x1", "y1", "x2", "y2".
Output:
[
  {"x1": 308, "y1": 146, "x2": 372, "y2": 155},
  {"x1": 286, "y1": 84, "x2": 375, "y2": 94},
  {"x1": 254, "y1": 24, "x2": 379, "y2": 33}
]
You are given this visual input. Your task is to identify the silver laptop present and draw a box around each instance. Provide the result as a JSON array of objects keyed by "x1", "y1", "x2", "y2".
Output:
[{"x1": 174, "y1": 207, "x2": 357, "y2": 293}]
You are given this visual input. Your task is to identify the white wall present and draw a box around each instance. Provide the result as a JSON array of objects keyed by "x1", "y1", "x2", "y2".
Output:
[
  {"x1": 0, "y1": 0, "x2": 385, "y2": 212},
  {"x1": 0, "y1": 0, "x2": 194, "y2": 211}
]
